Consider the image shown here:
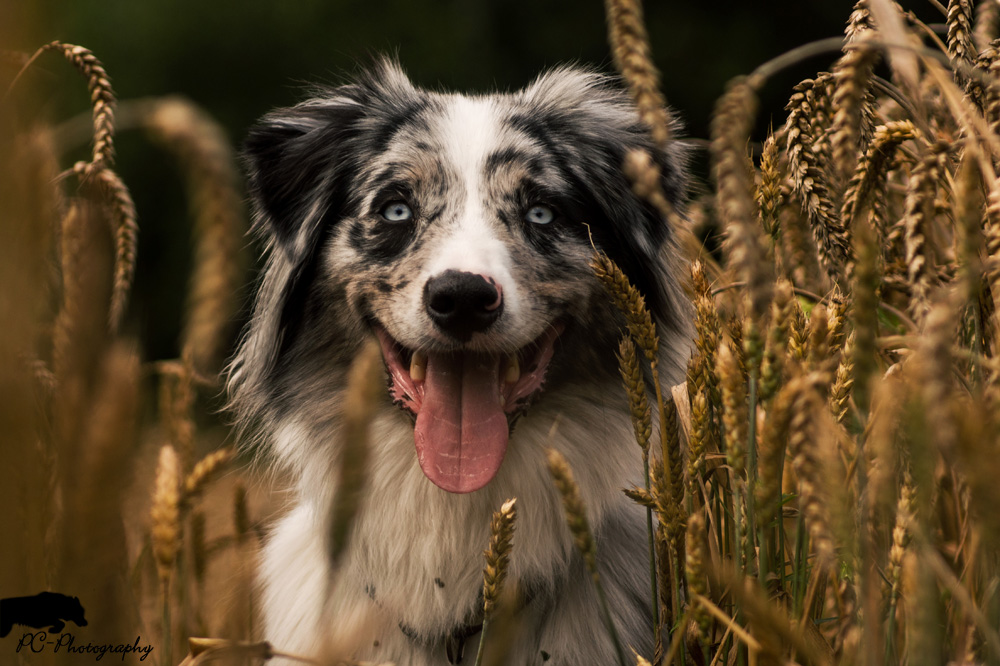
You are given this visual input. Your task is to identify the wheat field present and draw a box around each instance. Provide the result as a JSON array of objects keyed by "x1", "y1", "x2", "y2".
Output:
[{"x1": 3, "y1": 0, "x2": 1000, "y2": 664}]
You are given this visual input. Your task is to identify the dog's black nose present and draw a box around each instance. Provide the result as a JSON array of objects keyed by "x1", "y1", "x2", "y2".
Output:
[{"x1": 424, "y1": 270, "x2": 503, "y2": 340}]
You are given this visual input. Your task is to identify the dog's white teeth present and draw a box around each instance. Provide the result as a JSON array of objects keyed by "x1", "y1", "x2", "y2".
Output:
[
  {"x1": 410, "y1": 351, "x2": 427, "y2": 382},
  {"x1": 504, "y1": 355, "x2": 521, "y2": 384}
]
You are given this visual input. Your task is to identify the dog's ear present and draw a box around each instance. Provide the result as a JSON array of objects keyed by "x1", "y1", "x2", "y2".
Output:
[
  {"x1": 520, "y1": 65, "x2": 686, "y2": 205},
  {"x1": 244, "y1": 59, "x2": 422, "y2": 255},
  {"x1": 243, "y1": 96, "x2": 365, "y2": 253}
]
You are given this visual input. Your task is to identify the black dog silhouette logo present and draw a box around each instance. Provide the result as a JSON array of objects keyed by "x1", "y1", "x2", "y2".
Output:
[{"x1": 0, "y1": 592, "x2": 88, "y2": 638}]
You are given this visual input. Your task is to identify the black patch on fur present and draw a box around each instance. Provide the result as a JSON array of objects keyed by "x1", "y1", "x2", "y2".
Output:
[
  {"x1": 369, "y1": 162, "x2": 409, "y2": 190},
  {"x1": 348, "y1": 219, "x2": 416, "y2": 263},
  {"x1": 434, "y1": 578, "x2": 445, "y2": 588},
  {"x1": 484, "y1": 147, "x2": 539, "y2": 178},
  {"x1": 368, "y1": 99, "x2": 431, "y2": 154},
  {"x1": 424, "y1": 205, "x2": 445, "y2": 225},
  {"x1": 503, "y1": 109, "x2": 677, "y2": 320}
]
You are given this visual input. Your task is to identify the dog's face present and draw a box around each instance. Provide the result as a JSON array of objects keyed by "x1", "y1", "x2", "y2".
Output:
[{"x1": 236, "y1": 61, "x2": 686, "y2": 493}]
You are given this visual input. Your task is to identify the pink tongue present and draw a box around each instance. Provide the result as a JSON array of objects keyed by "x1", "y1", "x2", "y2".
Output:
[{"x1": 414, "y1": 352, "x2": 509, "y2": 493}]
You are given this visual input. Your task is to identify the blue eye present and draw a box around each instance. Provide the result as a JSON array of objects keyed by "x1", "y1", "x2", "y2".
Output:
[
  {"x1": 381, "y1": 201, "x2": 413, "y2": 222},
  {"x1": 525, "y1": 204, "x2": 555, "y2": 225}
]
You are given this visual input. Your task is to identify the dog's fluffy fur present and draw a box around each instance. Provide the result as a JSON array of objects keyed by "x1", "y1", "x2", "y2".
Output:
[{"x1": 230, "y1": 60, "x2": 691, "y2": 665}]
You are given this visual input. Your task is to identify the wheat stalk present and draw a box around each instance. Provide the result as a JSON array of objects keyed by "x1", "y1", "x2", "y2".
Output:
[
  {"x1": 329, "y1": 339, "x2": 381, "y2": 568},
  {"x1": 40, "y1": 41, "x2": 116, "y2": 169},
  {"x1": 712, "y1": 77, "x2": 773, "y2": 316},
  {"x1": 143, "y1": 98, "x2": 247, "y2": 373},
  {"x1": 546, "y1": 448, "x2": 628, "y2": 666},
  {"x1": 756, "y1": 132, "x2": 782, "y2": 239},
  {"x1": 832, "y1": 35, "x2": 879, "y2": 184},
  {"x1": 685, "y1": 513, "x2": 711, "y2": 642},
  {"x1": 948, "y1": 0, "x2": 978, "y2": 84},
  {"x1": 182, "y1": 447, "x2": 236, "y2": 504},
  {"x1": 718, "y1": 343, "x2": 747, "y2": 476},
  {"x1": 70, "y1": 163, "x2": 138, "y2": 332},
  {"x1": 903, "y1": 142, "x2": 951, "y2": 321},
  {"x1": 604, "y1": 0, "x2": 671, "y2": 147},
  {"x1": 786, "y1": 75, "x2": 852, "y2": 286},
  {"x1": 618, "y1": 336, "x2": 652, "y2": 454},
  {"x1": 475, "y1": 498, "x2": 517, "y2": 666}
]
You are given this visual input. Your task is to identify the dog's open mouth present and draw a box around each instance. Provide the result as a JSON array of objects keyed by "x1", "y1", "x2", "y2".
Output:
[{"x1": 375, "y1": 324, "x2": 563, "y2": 494}]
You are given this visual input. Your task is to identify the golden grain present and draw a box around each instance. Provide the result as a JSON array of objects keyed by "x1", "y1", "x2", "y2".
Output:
[
  {"x1": 686, "y1": 354, "x2": 711, "y2": 503},
  {"x1": 948, "y1": 0, "x2": 977, "y2": 82},
  {"x1": 592, "y1": 252, "x2": 659, "y2": 361},
  {"x1": 842, "y1": 121, "x2": 921, "y2": 236},
  {"x1": 758, "y1": 280, "x2": 794, "y2": 405},
  {"x1": 718, "y1": 343, "x2": 747, "y2": 476},
  {"x1": 604, "y1": 0, "x2": 671, "y2": 147},
  {"x1": 151, "y1": 445, "x2": 182, "y2": 588},
  {"x1": 684, "y1": 513, "x2": 711, "y2": 640},
  {"x1": 691, "y1": 262, "x2": 723, "y2": 412},
  {"x1": 144, "y1": 98, "x2": 247, "y2": 373},
  {"x1": 789, "y1": 297, "x2": 809, "y2": 363},
  {"x1": 482, "y1": 498, "x2": 517, "y2": 619},
  {"x1": 755, "y1": 379, "x2": 795, "y2": 528},
  {"x1": 41, "y1": 41, "x2": 116, "y2": 169},
  {"x1": 756, "y1": 132, "x2": 782, "y2": 239},
  {"x1": 954, "y1": 154, "x2": 984, "y2": 303},
  {"x1": 847, "y1": 0, "x2": 876, "y2": 42},
  {"x1": 182, "y1": 447, "x2": 236, "y2": 503},
  {"x1": 887, "y1": 469, "x2": 915, "y2": 607},
  {"x1": 546, "y1": 449, "x2": 599, "y2": 577},
  {"x1": 233, "y1": 482, "x2": 250, "y2": 542},
  {"x1": 88, "y1": 166, "x2": 138, "y2": 332},
  {"x1": 712, "y1": 77, "x2": 773, "y2": 316},
  {"x1": 832, "y1": 35, "x2": 879, "y2": 184},
  {"x1": 829, "y1": 331, "x2": 856, "y2": 424},
  {"x1": 807, "y1": 304, "x2": 831, "y2": 379},
  {"x1": 788, "y1": 376, "x2": 836, "y2": 568},
  {"x1": 159, "y1": 359, "x2": 196, "y2": 470},
  {"x1": 618, "y1": 336, "x2": 652, "y2": 454},
  {"x1": 851, "y1": 214, "x2": 881, "y2": 414},
  {"x1": 786, "y1": 75, "x2": 852, "y2": 285},
  {"x1": 903, "y1": 142, "x2": 951, "y2": 321},
  {"x1": 329, "y1": 339, "x2": 382, "y2": 567}
]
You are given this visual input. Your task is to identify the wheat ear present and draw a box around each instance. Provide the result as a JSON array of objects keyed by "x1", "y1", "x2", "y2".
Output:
[
  {"x1": 546, "y1": 449, "x2": 628, "y2": 666},
  {"x1": 144, "y1": 98, "x2": 247, "y2": 372},
  {"x1": 786, "y1": 75, "x2": 852, "y2": 284},
  {"x1": 712, "y1": 77, "x2": 773, "y2": 316},
  {"x1": 328, "y1": 339, "x2": 382, "y2": 567},
  {"x1": 604, "y1": 0, "x2": 671, "y2": 146},
  {"x1": 475, "y1": 498, "x2": 518, "y2": 666},
  {"x1": 41, "y1": 41, "x2": 116, "y2": 169}
]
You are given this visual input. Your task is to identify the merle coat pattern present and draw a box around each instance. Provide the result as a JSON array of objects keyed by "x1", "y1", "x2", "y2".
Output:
[{"x1": 230, "y1": 60, "x2": 691, "y2": 665}]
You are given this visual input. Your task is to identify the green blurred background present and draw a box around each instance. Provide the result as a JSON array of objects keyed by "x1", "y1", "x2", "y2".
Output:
[{"x1": 6, "y1": 0, "x2": 943, "y2": 362}]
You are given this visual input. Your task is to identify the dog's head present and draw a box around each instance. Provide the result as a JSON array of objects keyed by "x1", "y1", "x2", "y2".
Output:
[{"x1": 234, "y1": 60, "x2": 687, "y2": 493}]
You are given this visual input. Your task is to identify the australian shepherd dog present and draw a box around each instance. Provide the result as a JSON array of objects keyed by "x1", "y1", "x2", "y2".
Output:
[{"x1": 229, "y1": 59, "x2": 691, "y2": 665}]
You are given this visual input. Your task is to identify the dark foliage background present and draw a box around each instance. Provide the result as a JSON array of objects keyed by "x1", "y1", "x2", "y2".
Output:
[{"x1": 6, "y1": 0, "x2": 943, "y2": 360}]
